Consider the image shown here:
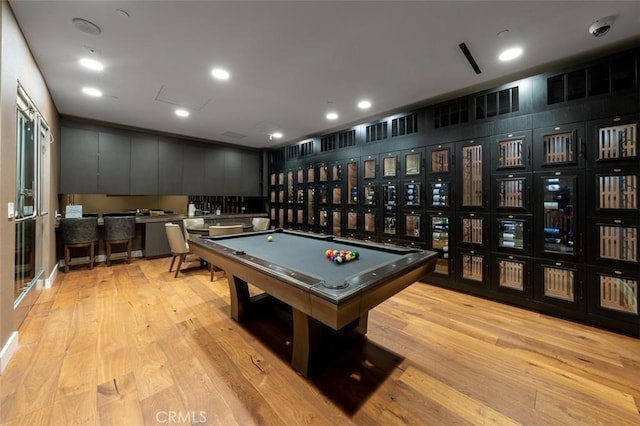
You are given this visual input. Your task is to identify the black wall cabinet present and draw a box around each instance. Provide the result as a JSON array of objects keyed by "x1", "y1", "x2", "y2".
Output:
[{"x1": 266, "y1": 46, "x2": 639, "y2": 336}]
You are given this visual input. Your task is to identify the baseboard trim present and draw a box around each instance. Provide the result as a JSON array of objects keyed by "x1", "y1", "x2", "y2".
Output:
[
  {"x1": 44, "y1": 263, "x2": 59, "y2": 289},
  {"x1": 0, "y1": 331, "x2": 19, "y2": 374}
]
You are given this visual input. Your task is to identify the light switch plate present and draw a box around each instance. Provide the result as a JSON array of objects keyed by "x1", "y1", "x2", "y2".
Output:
[{"x1": 8, "y1": 202, "x2": 14, "y2": 219}]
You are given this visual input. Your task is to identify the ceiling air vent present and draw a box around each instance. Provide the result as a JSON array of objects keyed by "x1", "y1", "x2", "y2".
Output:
[{"x1": 221, "y1": 131, "x2": 247, "y2": 139}]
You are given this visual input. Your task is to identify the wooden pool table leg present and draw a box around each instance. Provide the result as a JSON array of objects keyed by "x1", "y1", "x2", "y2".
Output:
[
  {"x1": 291, "y1": 307, "x2": 323, "y2": 377},
  {"x1": 228, "y1": 275, "x2": 251, "y2": 322},
  {"x1": 354, "y1": 311, "x2": 369, "y2": 335}
]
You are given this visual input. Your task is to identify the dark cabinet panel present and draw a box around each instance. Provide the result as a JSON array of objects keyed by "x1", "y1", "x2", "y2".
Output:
[
  {"x1": 223, "y1": 150, "x2": 242, "y2": 195},
  {"x1": 98, "y1": 132, "x2": 130, "y2": 194},
  {"x1": 144, "y1": 222, "x2": 172, "y2": 258},
  {"x1": 130, "y1": 135, "x2": 159, "y2": 194},
  {"x1": 60, "y1": 126, "x2": 98, "y2": 193},
  {"x1": 182, "y1": 144, "x2": 206, "y2": 195},
  {"x1": 158, "y1": 139, "x2": 183, "y2": 195},
  {"x1": 204, "y1": 147, "x2": 225, "y2": 194},
  {"x1": 240, "y1": 151, "x2": 261, "y2": 196}
]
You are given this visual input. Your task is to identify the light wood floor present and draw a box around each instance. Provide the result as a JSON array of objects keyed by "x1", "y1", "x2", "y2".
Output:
[{"x1": 1, "y1": 257, "x2": 639, "y2": 425}]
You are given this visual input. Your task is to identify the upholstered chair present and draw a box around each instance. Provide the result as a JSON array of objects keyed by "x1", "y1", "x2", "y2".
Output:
[
  {"x1": 103, "y1": 216, "x2": 136, "y2": 266},
  {"x1": 207, "y1": 224, "x2": 243, "y2": 280},
  {"x1": 60, "y1": 217, "x2": 99, "y2": 272},
  {"x1": 165, "y1": 223, "x2": 192, "y2": 278},
  {"x1": 182, "y1": 217, "x2": 205, "y2": 242},
  {"x1": 251, "y1": 217, "x2": 270, "y2": 231}
]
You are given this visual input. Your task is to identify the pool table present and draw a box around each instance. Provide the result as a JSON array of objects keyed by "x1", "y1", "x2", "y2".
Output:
[{"x1": 189, "y1": 229, "x2": 437, "y2": 376}]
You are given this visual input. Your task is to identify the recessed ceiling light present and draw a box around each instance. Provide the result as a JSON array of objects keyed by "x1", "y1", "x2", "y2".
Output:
[
  {"x1": 358, "y1": 100, "x2": 371, "y2": 109},
  {"x1": 271, "y1": 132, "x2": 283, "y2": 139},
  {"x1": 79, "y1": 57, "x2": 104, "y2": 71},
  {"x1": 82, "y1": 87, "x2": 102, "y2": 97},
  {"x1": 326, "y1": 112, "x2": 338, "y2": 120},
  {"x1": 498, "y1": 47, "x2": 523, "y2": 61},
  {"x1": 211, "y1": 68, "x2": 230, "y2": 80},
  {"x1": 175, "y1": 109, "x2": 189, "y2": 117}
]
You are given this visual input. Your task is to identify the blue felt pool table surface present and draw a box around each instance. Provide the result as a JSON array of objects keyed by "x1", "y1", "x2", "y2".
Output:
[{"x1": 193, "y1": 229, "x2": 435, "y2": 303}]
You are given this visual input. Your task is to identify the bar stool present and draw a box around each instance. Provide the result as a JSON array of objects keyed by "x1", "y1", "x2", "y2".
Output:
[
  {"x1": 103, "y1": 216, "x2": 136, "y2": 266},
  {"x1": 60, "y1": 217, "x2": 99, "y2": 272}
]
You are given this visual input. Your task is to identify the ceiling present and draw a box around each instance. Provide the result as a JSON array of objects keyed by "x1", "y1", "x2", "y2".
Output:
[{"x1": 9, "y1": 1, "x2": 640, "y2": 149}]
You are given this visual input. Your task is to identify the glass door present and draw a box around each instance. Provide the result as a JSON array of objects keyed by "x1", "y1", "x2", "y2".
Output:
[{"x1": 15, "y1": 88, "x2": 44, "y2": 320}]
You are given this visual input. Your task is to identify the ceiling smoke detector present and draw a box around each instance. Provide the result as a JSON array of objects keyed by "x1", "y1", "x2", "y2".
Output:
[
  {"x1": 589, "y1": 16, "x2": 615, "y2": 37},
  {"x1": 72, "y1": 17, "x2": 101, "y2": 35}
]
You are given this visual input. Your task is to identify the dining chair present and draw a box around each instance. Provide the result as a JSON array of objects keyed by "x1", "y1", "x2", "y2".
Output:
[
  {"x1": 165, "y1": 223, "x2": 192, "y2": 278},
  {"x1": 182, "y1": 217, "x2": 205, "y2": 242},
  {"x1": 103, "y1": 216, "x2": 136, "y2": 266},
  {"x1": 60, "y1": 217, "x2": 99, "y2": 272},
  {"x1": 207, "y1": 224, "x2": 244, "y2": 280},
  {"x1": 251, "y1": 217, "x2": 270, "y2": 231}
]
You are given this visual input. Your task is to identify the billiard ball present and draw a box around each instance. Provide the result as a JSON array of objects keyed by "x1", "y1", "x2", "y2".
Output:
[{"x1": 267, "y1": 236, "x2": 273, "y2": 242}]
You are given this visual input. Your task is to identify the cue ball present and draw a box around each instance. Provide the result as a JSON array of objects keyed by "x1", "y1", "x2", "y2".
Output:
[{"x1": 267, "y1": 236, "x2": 273, "y2": 242}]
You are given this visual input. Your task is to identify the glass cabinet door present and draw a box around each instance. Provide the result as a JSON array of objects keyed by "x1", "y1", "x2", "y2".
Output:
[
  {"x1": 332, "y1": 163, "x2": 342, "y2": 181},
  {"x1": 591, "y1": 218, "x2": 639, "y2": 266},
  {"x1": 318, "y1": 164, "x2": 328, "y2": 182},
  {"x1": 318, "y1": 208, "x2": 328, "y2": 227},
  {"x1": 534, "y1": 260, "x2": 585, "y2": 310},
  {"x1": 405, "y1": 181, "x2": 421, "y2": 207},
  {"x1": 347, "y1": 161, "x2": 358, "y2": 205},
  {"x1": 404, "y1": 150, "x2": 422, "y2": 176},
  {"x1": 363, "y1": 157, "x2": 376, "y2": 180},
  {"x1": 332, "y1": 210, "x2": 341, "y2": 236},
  {"x1": 382, "y1": 154, "x2": 398, "y2": 177},
  {"x1": 383, "y1": 183, "x2": 397, "y2": 236},
  {"x1": 332, "y1": 185, "x2": 342, "y2": 205},
  {"x1": 306, "y1": 188, "x2": 314, "y2": 225},
  {"x1": 318, "y1": 186, "x2": 328, "y2": 205},
  {"x1": 533, "y1": 122, "x2": 584, "y2": 169},
  {"x1": 363, "y1": 210, "x2": 376, "y2": 234},
  {"x1": 588, "y1": 116, "x2": 637, "y2": 167},
  {"x1": 429, "y1": 180, "x2": 451, "y2": 208},
  {"x1": 459, "y1": 250, "x2": 486, "y2": 285},
  {"x1": 430, "y1": 214, "x2": 450, "y2": 276},
  {"x1": 492, "y1": 215, "x2": 531, "y2": 254},
  {"x1": 491, "y1": 131, "x2": 532, "y2": 172},
  {"x1": 430, "y1": 147, "x2": 450, "y2": 174},
  {"x1": 595, "y1": 171, "x2": 638, "y2": 213},
  {"x1": 404, "y1": 213, "x2": 422, "y2": 239},
  {"x1": 541, "y1": 176, "x2": 576, "y2": 256},
  {"x1": 461, "y1": 143, "x2": 485, "y2": 208},
  {"x1": 287, "y1": 171, "x2": 294, "y2": 203},
  {"x1": 495, "y1": 174, "x2": 529, "y2": 211},
  {"x1": 347, "y1": 210, "x2": 358, "y2": 232},
  {"x1": 364, "y1": 183, "x2": 376, "y2": 206}
]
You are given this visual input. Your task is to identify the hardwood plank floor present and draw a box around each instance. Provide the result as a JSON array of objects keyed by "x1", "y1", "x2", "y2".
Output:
[{"x1": 1, "y1": 257, "x2": 639, "y2": 425}]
